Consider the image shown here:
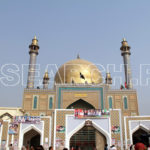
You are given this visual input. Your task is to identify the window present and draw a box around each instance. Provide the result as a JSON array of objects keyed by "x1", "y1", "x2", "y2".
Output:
[
  {"x1": 49, "y1": 97, "x2": 53, "y2": 109},
  {"x1": 33, "y1": 96, "x2": 38, "y2": 109},
  {"x1": 108, "y1": 97, "x2": 113, "y2": 109},
  {"x1": 124, "y1": 97, "x2": 128, "y2": 109}
]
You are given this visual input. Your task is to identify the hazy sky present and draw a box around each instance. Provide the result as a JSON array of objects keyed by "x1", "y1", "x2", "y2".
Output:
[{"x1": 0, "y1": 0, "x2": 150, "y2": 115}]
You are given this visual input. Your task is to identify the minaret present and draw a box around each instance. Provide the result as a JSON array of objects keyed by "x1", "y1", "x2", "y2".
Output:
[
  {"x1": 43, "y1": 71, "x2": 50, "y2": 89},
  {"x1": 120, "y1": 38, "x2": 132, "y2": 89},
  {"x1": 26, "y1": 36, "x2": 39, "y2": 89},
  {"x1": 105, "y1": 72, "x2": 112, "y2": 85},
  {"x1": 77, "y1": 54, "x2": 80, "y2": 59}
]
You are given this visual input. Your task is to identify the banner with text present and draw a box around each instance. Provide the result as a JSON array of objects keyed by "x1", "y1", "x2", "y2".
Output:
[
  {"x1": 13, "y1": 116, "x2": 41, "y2": 124},
  {"x1": 74, "y1": 109, "x2": 110, "y2": 118}
]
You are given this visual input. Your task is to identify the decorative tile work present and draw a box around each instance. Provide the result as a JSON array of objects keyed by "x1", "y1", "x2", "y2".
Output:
[
  {"x1": 115, "y1": 96, "x2": 121, "y2": 100},
  {"x1": 110, "y1": 110, "x2": 121, "y2": 149},
  {"x1": 2, "y1": 121, "x2": 8, "y2": 141},
  {"x1": 58, "y1": 87, "x2": 104, "y2": 109},
  {"x1": 14, "y1": 123, "x2": 20, "y2": 143},
  {"x1": 56, "y1": 110, "x2": 74, "y2": 141},
  {"x1": 126, "y1": 117, "x2": 150, "y2": 139},
  {"x1": 41, "y1": 118, "x2": 50, "y2": 145},
  {"x1": 129, "y1": 95, "x2": 136, "y2": 100},
  {"x1": 40, "y1": 95, "x2": 47, "y2": 99},
  {"x1": 39, "y1": 100, "x2": 47, "y2": 110},
  {"x1": 25, "y1": 95, "x2": 32, "y2": 98}
]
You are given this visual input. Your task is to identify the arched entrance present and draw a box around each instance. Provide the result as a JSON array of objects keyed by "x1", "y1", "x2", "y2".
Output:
[
  {"x1": 67, "y1": 99, "x2": 95, "y2": 109},
  {"x1": 70, "y1": 125, "x2": 106, "y2": 150},
  {"x1": 23, "y1": 129, "x2": 41, "y2": 148},
  {"x1": 132, "y1": 128, "x2": 149, "y2": 146}
]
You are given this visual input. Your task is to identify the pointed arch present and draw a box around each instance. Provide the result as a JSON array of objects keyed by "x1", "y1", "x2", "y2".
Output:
[
  {"x1": 19, "y1": 124, "x2": 44, "y2": 148},
  {"x1": 67, "y1": 99, "x2": 95, "y2": 109},
  {"x1": 23, "y1": 128, "x2": 41, "y2": 148},
  {"x1": 131, "y1": 124, "x2": 149, "y2": 135},
  {"x1": 0, "y1": 113, "x2": 13, "y2": 119},
  {"x1": 66, "y1": 119, "x2": 111, "y2": 148},
  {"x1": 132, "y1": 125, "x2": 149, "y2": 146},
  {"x1": 22, "y1": 124, "x2": 42, "y2": 136}
]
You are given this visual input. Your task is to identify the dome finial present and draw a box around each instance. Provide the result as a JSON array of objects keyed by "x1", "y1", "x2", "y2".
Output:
[
  {"x1": 123, "y1": 38, "x2": 126, "y2": 42},
  {"x1": 77, "y1": 54, "x2": 80, "y2": 59},
  {"x1": 31, "y1": 35, "x2": 38, "y2": 46},
  {"x1": 121, "y1": 37, "x2": 129, "y2": 47}
]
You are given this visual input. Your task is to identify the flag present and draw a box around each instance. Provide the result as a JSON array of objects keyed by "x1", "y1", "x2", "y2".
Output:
[
  {"x1": 120, "y1": 85, "x2": 124, "y2": 90},
  {"x1": 80, "y1": 72, "x2": 85, "y2": 79},
  {"x1": 125, "y1": 82, "x2": 127, "y2": 88}
]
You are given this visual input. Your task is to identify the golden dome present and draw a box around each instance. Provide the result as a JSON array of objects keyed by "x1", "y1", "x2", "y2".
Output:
[{"x1": 54, "y1": 57, "x2": 103, "y2": 84}]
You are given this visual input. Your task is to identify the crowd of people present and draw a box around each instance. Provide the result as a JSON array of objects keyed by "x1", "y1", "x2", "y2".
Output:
[
  {"x1": 130, "y1": 142, "x2": 150, "y2": 150},
  {"x1": 8, "y1": 145, "x2": 69, "y2": 150},
  {"x1": 8, "y1": 142, "x2": 150, "y2": 150}
]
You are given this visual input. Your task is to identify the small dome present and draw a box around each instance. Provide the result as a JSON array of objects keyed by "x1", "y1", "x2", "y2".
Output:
[
  {"x1": 121, "y1": 38, "x2": 129, "y2": 47},
  {"x1": 54, "y1": 57, "x2": 103, "y2": 84},
  {"x1": 43, "y1": 71, "x2": 49, "y2": 79}
]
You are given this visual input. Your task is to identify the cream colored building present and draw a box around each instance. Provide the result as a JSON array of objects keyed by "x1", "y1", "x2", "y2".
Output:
[{"x1": 0, "y1": 37, "x2": 150, "y2": 150}]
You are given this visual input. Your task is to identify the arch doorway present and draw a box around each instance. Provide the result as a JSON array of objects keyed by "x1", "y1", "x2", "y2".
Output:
[
  {"x1": 132, "y1": 128, "x2": 149, "y2": 146},
  {"x1": 67, "y1": 99, "x2": 95, "y2": 109},
  {"x1": 70, "y1": 125, "x2": 106, "y2": 150},
  {"x1": 23, "y1": 129, "x2": 41, "y2": 148}
]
